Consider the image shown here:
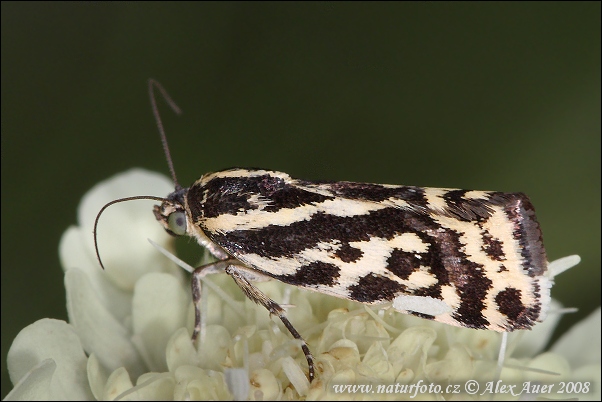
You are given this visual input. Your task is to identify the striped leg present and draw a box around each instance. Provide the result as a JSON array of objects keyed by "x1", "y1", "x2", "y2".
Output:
[
  {"x1": 191, "y1": 258, "x2": 238, "y2": 341},
  {"x1": 226, "y1": 265, "x2": 315, "y2": 382}
]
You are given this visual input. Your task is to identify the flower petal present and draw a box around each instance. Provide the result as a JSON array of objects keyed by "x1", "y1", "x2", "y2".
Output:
[
  {"x1": 570, "y1": 364, "x2": 601, "y2": 401},
  {"x1": 4, "y1": 359, "x2": 55, "y2": 401},
  {"x1": 65, "y1": 268, "x2": 146, "y2": 378},
  {"x1": 173, "y1": 366, "x2": 231, "y2": 400},
  {"x1": 60, "y1": 226, "x2": 133, "y2": 322},
  {"x1": 131, "y1": 272, "x2": 189, "y2": 372},
  {"x1": 86, "y1": 354, "x2": 108, "y2": 401},
  {"x1": 524, "y1": 352, "x2": 571, "y2": 381},
  {"x1": 197, "y1": 325, "x2": 232, "y2": 371},
  {"x1": 551, "y1": 306, "x2": 601, "y2": 368},
  {"x1": 248, "y1": 368, "x2": 281, "y2": 401},
  {"x1": 6, "y1": 319, "x2": 93, "y2": 400},
  {"x1": 359, "y1": 342, "x2": 395, "y2": 382},
  {"x1": 59, "y1": 226, "x2": 99, "y2": 274},
  {"x1": 120, "y1": 372, "x2": 175, "y2": 401},
  {"x1": 77, "y1": 169, "x2": 178, "y2": 291},
  {"x1": 424, "y1": 344, "x2": 473, "y2": 382},
  {"x1": 510, "y1": 299, "x2": 564, "y2": 358},
  {"x1": 281, "y1": 356, "x2": 309, "y2": 396},
  {"x1": 102, "y1": 367, "x2": 133, "y2": 401},
  {"x1": 224, "y1": 368, "x2": 250, "y2": 401},
  {"x1": 387, "y1": 326, "x2": 436, "y2": 376},
  {"x1": 165, "y1": 328, "x2": 201, "y2": 373}
]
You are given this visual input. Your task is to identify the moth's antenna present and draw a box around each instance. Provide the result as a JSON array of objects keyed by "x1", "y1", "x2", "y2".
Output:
[
  {"x1": 94, "y1": 195, "x2": 166, "y2": 270},
  {"x1": 148, "y1": 79, "x2": 182, "y2": 190}
]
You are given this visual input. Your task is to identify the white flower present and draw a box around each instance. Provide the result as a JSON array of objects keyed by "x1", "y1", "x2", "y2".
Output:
[{"x1": 5, "y1": 169, "x2": 600, "y2": 400}]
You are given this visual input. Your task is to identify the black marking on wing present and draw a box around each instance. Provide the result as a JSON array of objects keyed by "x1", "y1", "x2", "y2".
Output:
[
  {"x1": 209, "y1": 206, "x2": 492, "y2": 326},
  {"x1": 188, "y1": 177, "x2": 260, "y2": 219},
  {"x1": 410, "y1": 312, "x2": 436, "y2": 320},
  {"x1": 502, "y1": 194, "x2": 547, "y2": 277},
  {"x1": 302, "y1": 181, "x2": 519, "y2": 222},
  {"x1": 276, "y1": 261, "x2": 340, "y2": 287},
  {"x1": 348, "y1": 273, "x2": 406, "y2": 303},
  {"x1": 187, "y1": 183, "x2": 207, "y2": 220},
  {"x1": 262, "y1": 184, "x2": 331, "y2": 212},
  {"x1": 309, "y1": 181, "x2": 429, "y2": 207},
  {"x1": 481, "y1": 231, "x2": 505, "y2": 261},
  {"x1": 495, "y1": 284, "x2": 542, "y2": 330},
  {"x1": 443, "y1": 189, "x2": 495, "y2": 221},
  {"x1": 210, "y1": 208, "x2": 413, "y2": 259},
  {"x1": 452, "y1": 261, "x2": 492, "y2": 329},
  {"x1": 495, "y1": 287, "x2": 523, "y2": 322},
  {"x1": 386, "y1": 249, "x2": 422, "y2": 280},
  {"x1": 402, "y1": 216, "x2": 492, "y2": 329},
  {"x1": 189, "y1": 174, "x2": 335, "y2": 219},
  {"x1": 335, "y1": 243, "x2": 363, "y2": 263}
]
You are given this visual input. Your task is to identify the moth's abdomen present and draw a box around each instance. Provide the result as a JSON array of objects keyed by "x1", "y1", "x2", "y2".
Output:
[{"x1": 191, "y1": 169, "x2": 550, "y2": 332}]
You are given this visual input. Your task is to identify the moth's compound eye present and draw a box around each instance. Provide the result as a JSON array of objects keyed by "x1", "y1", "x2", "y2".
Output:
[{"x1": 168, "y1": 211, "x2": 187, "y2": 235}]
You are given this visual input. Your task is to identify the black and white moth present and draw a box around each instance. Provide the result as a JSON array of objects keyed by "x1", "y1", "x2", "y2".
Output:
[{"x1": 95, "y1": 80, "x2": 551, "y2": 383}]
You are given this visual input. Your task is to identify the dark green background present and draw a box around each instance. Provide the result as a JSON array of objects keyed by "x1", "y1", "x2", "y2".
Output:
[{"x1": 1, "y1": 3, "x2": 600, "y2": 398}]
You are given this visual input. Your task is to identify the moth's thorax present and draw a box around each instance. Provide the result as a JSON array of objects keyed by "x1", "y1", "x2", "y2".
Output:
[{"x1": 187, "y1": 168, "x2": 295, "y2": 221}]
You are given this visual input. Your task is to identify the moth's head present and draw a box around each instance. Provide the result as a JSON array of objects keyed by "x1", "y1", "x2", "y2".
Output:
[{"x1": 153, "y1": 188, "x2": 189, "y2": 237}]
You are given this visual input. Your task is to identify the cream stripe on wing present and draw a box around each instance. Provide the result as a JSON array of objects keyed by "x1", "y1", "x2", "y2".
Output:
[{"x1": 202, "y1": 198, "x2": 389, "y2": 233}]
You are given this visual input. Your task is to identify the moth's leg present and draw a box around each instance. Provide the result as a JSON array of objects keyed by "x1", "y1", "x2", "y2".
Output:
[
  {"x1": 191, "y1": 258, "x2": 239, "y2": 341},
  {"x1": 194, "y1": 236, "x2": 231, "y2": 260},
  {"x1": 229, "y1": 265, "x2": 273, "y2": 282},
  {"x1": 225, "y1": 264, "x2": 315, "y2": 382}
]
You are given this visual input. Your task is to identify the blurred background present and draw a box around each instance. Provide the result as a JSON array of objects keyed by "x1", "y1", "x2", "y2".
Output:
[{"x1": 1, "y1": 3, "x2": 600, "y2": 397}]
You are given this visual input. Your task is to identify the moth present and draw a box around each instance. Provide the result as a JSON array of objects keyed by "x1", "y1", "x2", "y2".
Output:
[{"x1": 95, "y1": 80, "x2": 551, "y2": 383}]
